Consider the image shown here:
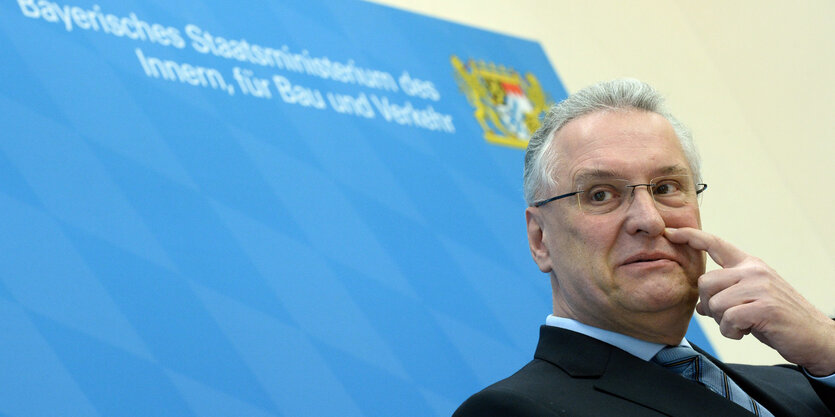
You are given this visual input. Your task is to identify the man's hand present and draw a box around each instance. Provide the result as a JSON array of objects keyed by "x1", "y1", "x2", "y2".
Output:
[{"x1": 665, "y1": 227, "x2": 835, "y2": 377}]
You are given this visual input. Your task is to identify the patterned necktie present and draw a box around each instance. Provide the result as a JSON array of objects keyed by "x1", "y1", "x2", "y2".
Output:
[{"x1": 652, "y1": 345, "x2": 774, "y2": 417}]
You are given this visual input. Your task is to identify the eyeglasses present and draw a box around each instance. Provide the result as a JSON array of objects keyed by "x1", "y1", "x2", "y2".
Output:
[{"x1": 533, "y1": 175, "x2": 708, "y2": 214}]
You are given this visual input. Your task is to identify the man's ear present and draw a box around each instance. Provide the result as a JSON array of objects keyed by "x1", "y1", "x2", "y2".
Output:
[{"x1": 526, "y1": 207, "x2": 553, "y2": 273}]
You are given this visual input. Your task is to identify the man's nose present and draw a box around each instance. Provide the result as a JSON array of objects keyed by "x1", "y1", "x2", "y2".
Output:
[{"x1": 623, "y1": 186, "x2": 665, "y2": 236}]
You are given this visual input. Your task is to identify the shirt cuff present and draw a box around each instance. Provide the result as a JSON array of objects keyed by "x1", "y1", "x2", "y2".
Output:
[{"x1": 803, "y1": 367, "x2": 835, "y2": 388}]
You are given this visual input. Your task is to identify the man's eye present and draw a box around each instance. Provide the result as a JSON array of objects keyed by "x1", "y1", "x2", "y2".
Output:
[
  {"x1": 591, "y1": 191, "x2": 611, "y2": 201},
  {"x1": 654, "y1": 181, "x2": 682, "y2": 195},
  {"x1": 586, "y1": 186, "x2": 618, "y2": 203}
]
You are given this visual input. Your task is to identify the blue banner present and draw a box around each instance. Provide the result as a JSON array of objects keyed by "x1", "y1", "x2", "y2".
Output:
[{"x1": 0, "y1": 1, "x2": 712, "y2": 416}]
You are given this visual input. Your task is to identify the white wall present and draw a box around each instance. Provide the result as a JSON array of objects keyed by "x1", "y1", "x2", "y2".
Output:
[{"x1": 370, "y1": 0, "x2": 835, "y2": 366}]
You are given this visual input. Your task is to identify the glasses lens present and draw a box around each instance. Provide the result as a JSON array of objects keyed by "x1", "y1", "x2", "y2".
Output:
[
  {"x1": 576, "y1": 179, "x2": 630, "y2": 214},
  {"x1": 651, "y1": 175, "x2": 698, "y2": 209}
]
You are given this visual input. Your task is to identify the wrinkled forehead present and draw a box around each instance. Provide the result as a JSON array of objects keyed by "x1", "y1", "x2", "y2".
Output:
[
  {"x1": 551, "y1": 110, "x2": 690, "y2": 183},
  {"x1": 572, "y1": 165, "x2": 691, "y2": 186}
]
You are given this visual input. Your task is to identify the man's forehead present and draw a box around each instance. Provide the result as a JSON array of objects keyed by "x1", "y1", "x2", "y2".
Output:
[
  {"x1": 555, "y1": 109, "x2": 675, "y2": 146},
  {"x1": 551, "y1": 110, "x2": 688, "y2": 180}
]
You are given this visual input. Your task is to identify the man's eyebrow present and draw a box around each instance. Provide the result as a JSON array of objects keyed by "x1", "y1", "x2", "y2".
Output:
[
  {"x1": 572, "y1": 169, "x2": 624, "y2": 185},
  {"x1": 656, "y1": 165, "x2": 691, "y2": 176}
]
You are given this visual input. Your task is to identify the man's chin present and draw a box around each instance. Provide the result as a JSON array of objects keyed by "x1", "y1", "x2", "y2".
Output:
[{"x1": 616, "y1": 275, "x2": 697, "y2": 312}]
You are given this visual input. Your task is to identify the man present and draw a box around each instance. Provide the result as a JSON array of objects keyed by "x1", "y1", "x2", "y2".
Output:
[{"x1": 453, "y1": 79, "x2": 835, "y2": 416}]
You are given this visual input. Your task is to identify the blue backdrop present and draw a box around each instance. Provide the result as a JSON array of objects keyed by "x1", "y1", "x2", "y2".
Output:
[{"x1": 0, "y1": 1, "x2": 713, "y2": 416}]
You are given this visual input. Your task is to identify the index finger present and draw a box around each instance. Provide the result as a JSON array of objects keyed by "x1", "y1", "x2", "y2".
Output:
[{"x1": 664, "y1": 227, "x2": 748, "y2": 268}]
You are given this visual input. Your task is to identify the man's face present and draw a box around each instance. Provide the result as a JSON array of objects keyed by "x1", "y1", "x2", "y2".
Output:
[{"x1": 526, "y1": 110, "x2": 706, "y2": 342}]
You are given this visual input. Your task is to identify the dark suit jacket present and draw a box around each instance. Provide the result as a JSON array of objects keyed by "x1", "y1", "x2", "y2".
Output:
[{"x1": 453, "y1": 326, "x2": 835, "y2": 416}]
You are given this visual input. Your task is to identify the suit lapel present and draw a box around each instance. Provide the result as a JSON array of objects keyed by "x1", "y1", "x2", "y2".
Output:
[
  {"x1": 535, "y1": 326, "x2": 756, "y2": 417},
  {"x1": 595, "y1": 347, "x2": 756, "y2": 417}
]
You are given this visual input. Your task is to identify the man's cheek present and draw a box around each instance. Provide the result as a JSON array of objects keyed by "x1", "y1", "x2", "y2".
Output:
[{"x1": 685, "y1": 249, "x2": 706, "y2": 279}]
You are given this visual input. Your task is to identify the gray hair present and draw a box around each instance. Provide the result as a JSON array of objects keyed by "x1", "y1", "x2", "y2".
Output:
[{"x1": 523, "y1": 78, "x2": 702, "y2": 206}]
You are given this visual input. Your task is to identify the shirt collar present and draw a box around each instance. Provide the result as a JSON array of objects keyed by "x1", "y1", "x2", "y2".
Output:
[{"x1": 545, "y1": 315, "x2": 690, "y2": 361}]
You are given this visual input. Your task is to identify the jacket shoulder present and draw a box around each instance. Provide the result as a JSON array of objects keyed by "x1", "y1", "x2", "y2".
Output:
[
  {"x1": 452, "y1": 360, "x2": 571, "y2": 417},
  {"x1": 452, "y1": 358, "x2": 619, "y2": 417}
]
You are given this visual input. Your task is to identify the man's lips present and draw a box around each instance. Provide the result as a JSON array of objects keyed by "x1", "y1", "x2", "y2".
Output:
[{"x1": 620, "y1": 252, "x2": 681, "y2": 266}]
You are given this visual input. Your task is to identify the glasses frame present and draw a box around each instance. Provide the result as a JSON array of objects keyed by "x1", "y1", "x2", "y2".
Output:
[{"x1": 532, "y1": 177, "x2": 708, "y2": 211}]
